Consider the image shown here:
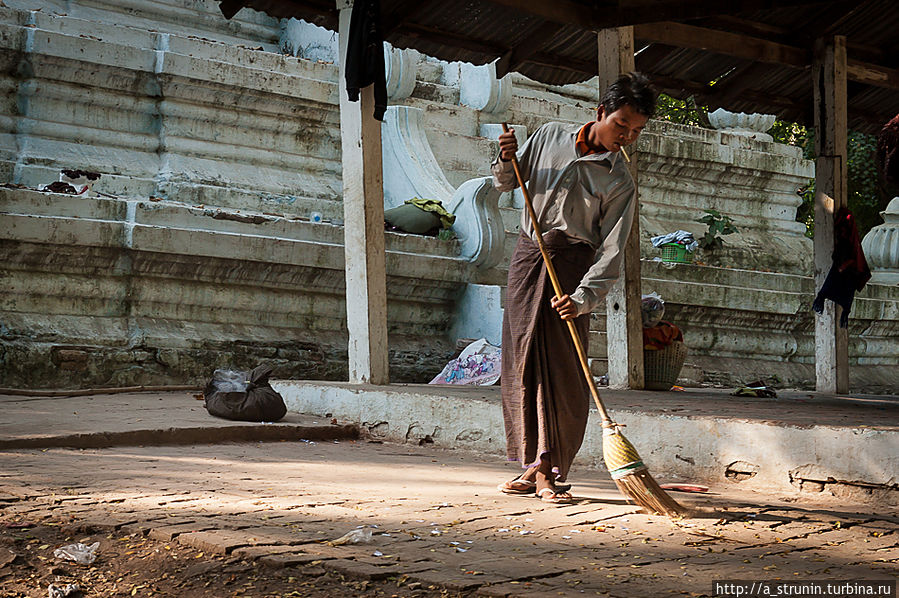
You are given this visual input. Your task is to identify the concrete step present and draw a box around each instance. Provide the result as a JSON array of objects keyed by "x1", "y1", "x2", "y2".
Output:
[{"x1": 0, "y1": 390, "x2": 359, "y2": 450}]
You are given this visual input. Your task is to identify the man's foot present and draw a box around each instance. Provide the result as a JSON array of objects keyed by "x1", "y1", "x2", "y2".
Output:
[
  {"x1": 536, "y1": 487, "x2": 574, "y2": 504},
  {"x1": 553, "y1": 479, "x2": 572, "y2": 493},
  {"x1": 498, "y1": 475, "x2": 536, "y2": 495}
]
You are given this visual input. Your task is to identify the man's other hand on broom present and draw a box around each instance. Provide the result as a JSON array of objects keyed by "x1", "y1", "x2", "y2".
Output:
[
  {"x1": 551, "y1": 294, "x2": 578, "y2": 320},
  {"x1": 498, "y1": 128, "x2": 518, "y2": 161}
]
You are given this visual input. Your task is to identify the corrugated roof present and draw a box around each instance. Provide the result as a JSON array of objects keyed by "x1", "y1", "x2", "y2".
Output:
[{"x1": 217, "y1": 0, "x2": 899, "y2": 134}]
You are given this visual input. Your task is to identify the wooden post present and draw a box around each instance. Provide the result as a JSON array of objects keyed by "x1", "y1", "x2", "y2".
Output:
[
  {"x1": 598, "y1": 27, "x2": 644, "y2": 389},
  {"x1": 337, "y1": 0, "x2": 390, "y2": 384},
  {"x1": 812, "y1": 35, "x2": 849, "y2": 394}
]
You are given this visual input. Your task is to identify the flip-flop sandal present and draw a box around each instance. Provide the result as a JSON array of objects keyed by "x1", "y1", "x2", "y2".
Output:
[
  {"x1": 554, "y1": 481, "x2": 572, "y2": 493},
  {"x1": 537, "y1": 487, "x2": 574, "y2": 504},
  {"x1": 498, "y1": 476, "x2": 536, "y2": 495}
]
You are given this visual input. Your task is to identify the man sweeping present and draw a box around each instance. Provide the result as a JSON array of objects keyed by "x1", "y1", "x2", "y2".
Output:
[{"x1": 493, "y1": 72, "x2": 658, "y2": 504}]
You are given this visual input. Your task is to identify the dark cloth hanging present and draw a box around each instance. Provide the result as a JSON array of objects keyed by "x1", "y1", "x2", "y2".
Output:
[
  {"x1": 344, "y1": 0, "x2": 387, "y2": 121},
  {"x1": 501, "y1": 231, "x2": 596, "y2": 483},
  {"x1": 812, "y1": 207, "x2": 872, "y2": 327},
  {"x1": 876, "y1": 113, "x2": 899, "y2": 184}
]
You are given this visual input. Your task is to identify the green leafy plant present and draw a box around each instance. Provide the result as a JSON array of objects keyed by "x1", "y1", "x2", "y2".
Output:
[
  {"x1": 655, "y1": 93, "x2": 711, "y2": 127},
  {"x1": 695, "y1": 209, "x2": 738, "y2": 249},
  {"x1": 437, "y1": 228, "x2": 456, "y2": 241}
]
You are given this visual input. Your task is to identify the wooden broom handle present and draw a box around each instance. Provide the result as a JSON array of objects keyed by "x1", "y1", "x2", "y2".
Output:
[{"x1": 501, "y1": 123, "x2": 613, "y2": 425}]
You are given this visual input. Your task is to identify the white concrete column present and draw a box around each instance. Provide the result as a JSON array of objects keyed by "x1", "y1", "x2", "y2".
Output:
[
  {"x1": 338, "y1": 1, "x2": 389, "y2": 384},
  {"x1": 812, "y1": 35, "x2": 849, "y2": 394},
  {"x1": 599, "y1": 27, "x2": 644, "y2": 389}
]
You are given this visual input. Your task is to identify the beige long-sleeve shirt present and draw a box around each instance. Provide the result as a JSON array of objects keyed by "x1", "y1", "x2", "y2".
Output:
[{"x1": 492, "y1": 121, "x2": 636, "y2": 316}]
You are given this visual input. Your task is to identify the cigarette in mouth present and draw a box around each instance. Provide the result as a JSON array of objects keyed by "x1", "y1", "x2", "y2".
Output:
[{"x1": 620, "y1": 146, "x2": 630, "y2": 163}]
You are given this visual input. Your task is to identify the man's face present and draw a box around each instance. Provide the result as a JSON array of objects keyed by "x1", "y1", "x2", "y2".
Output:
[{"x1": 593, "y1": 103, "x2": 649, "y2": 152}]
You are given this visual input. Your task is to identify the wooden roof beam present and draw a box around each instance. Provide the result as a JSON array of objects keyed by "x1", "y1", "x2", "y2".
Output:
[
  {"x1": 524, "y1": 52, "x2": 596, "y2": 76},
  {"x1": 643, "y1": 73, "x2": 714, "y2": 96},
  {"x1": 393, "y1": 23, "x2": 507, "y2": 56},
  {"x1": 697, "y1": 14, "x2": 792, "y2": 39},
  {"x1": 635, "y1": 21, "x2": 899, "y2": 90},
  {"x1": 485, "y1": 0, "x2": 837, "y2": 31},
  {"x1": 495, "y1": 22, "x2": 565, "y2": 77},
  {"x1": 382, "y1": 0, "x2": 433, "y2": 36},
  {"x1": 634, "y1": 22, "x2": 808, "y2": 67},
  {"x1": 846, "y1": 60, "x2": 899, "y2": 90}
]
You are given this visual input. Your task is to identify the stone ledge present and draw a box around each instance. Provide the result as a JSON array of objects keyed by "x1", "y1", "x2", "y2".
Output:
[
  {"x1": 275, "y1": 381, "x2": 899, "y2": 506},
  {"x1": 0, "y1": 423, "x2": 360, "y2": 450}
]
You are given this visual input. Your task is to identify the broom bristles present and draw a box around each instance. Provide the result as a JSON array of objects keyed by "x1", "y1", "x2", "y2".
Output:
[
  {"x1": 602, "y1": 427, "x2": 686, "y2": 518},
  {"x1": 613, "y1": 469, "x2": 686, "y2": 518}
]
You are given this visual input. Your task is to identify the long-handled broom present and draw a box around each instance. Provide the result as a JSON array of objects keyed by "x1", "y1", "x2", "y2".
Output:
[{"x1": 500, "y1": 123, "x2": 684, "y2": 518}]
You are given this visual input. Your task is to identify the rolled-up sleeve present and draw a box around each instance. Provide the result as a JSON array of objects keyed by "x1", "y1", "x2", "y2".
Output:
[
  {"x1": 491, "y1": 158, "x2": 517, "y2": 192},
  {"x1": 568, "y1": 175, "x2": 636, "y2": 315}
]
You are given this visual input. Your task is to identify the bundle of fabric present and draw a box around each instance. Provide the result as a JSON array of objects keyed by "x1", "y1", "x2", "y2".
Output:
[
  {"x1": 384, "y1": 198, "x2": 456, "y2": 235},
  {"x1": 203, "y1": 364, "x2": 287, "y2": 422}
]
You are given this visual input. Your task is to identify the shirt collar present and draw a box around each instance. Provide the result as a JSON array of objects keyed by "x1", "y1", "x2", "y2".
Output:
[
  {"x1": 575, "y1": 122, "x2": 598, "y2": 156},
  {"x1": 575, "y1": 122, "x2": 620, "y2": 166}
]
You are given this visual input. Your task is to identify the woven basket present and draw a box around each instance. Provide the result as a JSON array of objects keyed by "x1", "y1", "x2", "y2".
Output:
[{"x1": 643, "y1": 341, "x2": 688, "y2": 391}]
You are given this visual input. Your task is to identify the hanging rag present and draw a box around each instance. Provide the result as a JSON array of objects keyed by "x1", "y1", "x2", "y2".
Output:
[
  {"x1": 876, "y1": 113, "x2": 899, "y2": 184},
  {"x1": 812, "y1": 207, "x2": 871, "y2": 327},
  {"x1": 344, "y1": 0, "x2": 387, "y2": 121}
]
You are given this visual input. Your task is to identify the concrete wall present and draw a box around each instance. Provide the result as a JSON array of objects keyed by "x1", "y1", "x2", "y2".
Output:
[
  {"x1": 1, "y1": 187, "x2": 493, "y2": 386},
  {"x1": 1, "y1": 1, "x2": 897, "y2": 391}
]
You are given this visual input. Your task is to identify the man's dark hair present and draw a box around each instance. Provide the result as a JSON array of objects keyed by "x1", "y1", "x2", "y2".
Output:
[{"x1": 600, "y1": 72, "x2": 658, "y2": 118}]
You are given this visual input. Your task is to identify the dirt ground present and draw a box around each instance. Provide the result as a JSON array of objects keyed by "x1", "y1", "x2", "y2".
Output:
[
  {"x1": 0, "y1": 439, "x2": 896, "y2": 598},
  {"x1": 0, "y1": 519, "x2": 459, "y2": 597}
]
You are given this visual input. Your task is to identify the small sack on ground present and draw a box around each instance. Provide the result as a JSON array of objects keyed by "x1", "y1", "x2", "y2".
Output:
[{"x1": 203, "y1": 364, "x2": 287, "y2": 422}]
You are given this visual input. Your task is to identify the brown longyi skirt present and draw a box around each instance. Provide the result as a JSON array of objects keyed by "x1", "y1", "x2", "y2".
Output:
[{"x1": 501, "y1": 230, "x2": 596, "y2": 482}]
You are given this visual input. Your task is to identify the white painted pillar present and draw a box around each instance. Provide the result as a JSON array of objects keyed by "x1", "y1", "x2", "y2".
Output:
[
  {"x1": 337, "y1": 1, "x2": 390, "y2": 384},
  {"x1": 812, "y1": 35, "x2": 849, "y2": 394},
  {"x1": 598, "y1": 27, "x2": 644, "y2": 389}
]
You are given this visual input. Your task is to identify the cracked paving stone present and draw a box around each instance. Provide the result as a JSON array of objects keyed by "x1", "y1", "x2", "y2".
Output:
[
  {"x1": 235, "y1": 525, "x2": 323, "y2": 546},
  {"x1": 148, "y1": 521, "x2": 218, "y2": 541},
  {"x1": 231, "y1": 544, "x2": 311, "y2": 559},
  {"x1": 259, "y1": 551, "x2": 333, "y2": 568},
  {"x1": 322, "y1": 558, "x2": 399, "y2": 580},
  {"x1": 405, "y1": 569, "x2": 489, "y2": 592},
  {"x1": 176, "y1": 529, "x2": 257, "y2": 554},
  {"x1": 62, "y1": 516, "x2": 138, "y2": 534}
]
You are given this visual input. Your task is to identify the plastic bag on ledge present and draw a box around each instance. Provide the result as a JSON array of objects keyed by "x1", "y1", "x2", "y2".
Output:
[
  {"x1": 429, "y1": 338, "x2": 501, "y2": 386},
  {"x1": 210, "y1": 369, "x2": 248, "y2": 393},
  {"x1": 53, "y1": 542, "x2": 99, "y2": 565}
]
